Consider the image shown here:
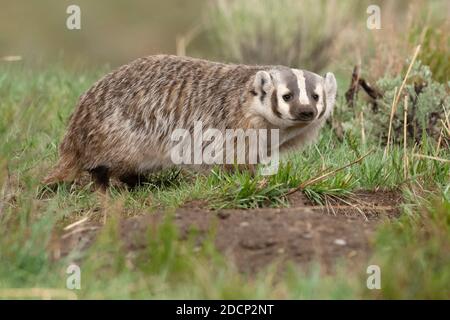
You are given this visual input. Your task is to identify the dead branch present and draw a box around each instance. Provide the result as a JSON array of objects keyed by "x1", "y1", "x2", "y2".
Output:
[{"x1": 345, "y1": 65, "x2": 383, "y2": 108}]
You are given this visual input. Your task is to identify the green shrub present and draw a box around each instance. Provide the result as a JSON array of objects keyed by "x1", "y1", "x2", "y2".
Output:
[
  {"x1": 205, "y1": 0, "x2": 361, "y2": 72},
  {"x1": 337, "y1": 61, "x2": 449, "y2": 146}
]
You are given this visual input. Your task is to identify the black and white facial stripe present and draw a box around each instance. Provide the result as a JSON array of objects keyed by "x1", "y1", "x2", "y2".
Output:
[
  {"x1": 270, "y1": 68, "x2": 325, "y2": 123},
  {"x1": 251, "y1": 67, "x2": 336, "y2": 128}
]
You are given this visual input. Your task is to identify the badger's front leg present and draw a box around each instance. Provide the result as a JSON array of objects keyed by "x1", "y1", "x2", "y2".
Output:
[{"x1": 89, "y1": 165, "x2": 110, "y2": 192}]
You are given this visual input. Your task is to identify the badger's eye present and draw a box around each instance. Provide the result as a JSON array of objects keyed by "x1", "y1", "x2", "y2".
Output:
[
  {"x1": 312, "y1": 93, "x2": 319, "y2": 101},
  {"x1": 282, "y1": 93, "x2": 292, "y2": 102}
]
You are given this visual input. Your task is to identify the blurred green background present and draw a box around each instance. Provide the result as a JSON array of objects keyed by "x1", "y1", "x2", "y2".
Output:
[
  {"x1": 0, "y1": 0, "x2": 448, "y2": 80},
  {"x1": 0, "y1": 0, "x2": 207, "y2": 66}
]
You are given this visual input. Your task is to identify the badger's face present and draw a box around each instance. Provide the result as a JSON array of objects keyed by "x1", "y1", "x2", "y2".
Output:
[{"x1": 251, "y1": 67, "x2": 337, "y2": 128}]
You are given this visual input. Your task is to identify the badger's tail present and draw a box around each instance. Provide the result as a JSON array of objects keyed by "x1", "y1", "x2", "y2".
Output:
[{"x1": 42, "y1": 153, "x2": 81, "y2": 186}]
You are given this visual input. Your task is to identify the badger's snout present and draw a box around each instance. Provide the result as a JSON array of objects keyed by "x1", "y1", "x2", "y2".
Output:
[{"x1": 292, "y1": 105, "x2": 317, "y2": 122}]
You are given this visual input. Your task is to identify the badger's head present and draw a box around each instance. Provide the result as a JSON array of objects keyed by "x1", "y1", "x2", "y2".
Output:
[{"x1": 251, "y1": 67, "x2": 337, "y2": 128}]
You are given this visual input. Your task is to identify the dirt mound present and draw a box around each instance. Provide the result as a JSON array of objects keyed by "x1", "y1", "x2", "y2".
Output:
[{"x1": 58, "y1": 190, "x2": 402, "y2": 273}]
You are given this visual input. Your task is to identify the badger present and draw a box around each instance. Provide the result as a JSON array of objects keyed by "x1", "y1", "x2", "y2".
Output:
[{"x1": 43, "y1": 55, "x2": 337, "y2": 189}]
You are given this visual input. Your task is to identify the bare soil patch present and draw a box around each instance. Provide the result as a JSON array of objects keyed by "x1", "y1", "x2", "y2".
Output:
[{"x1": 57, "y1": 190, "x2": 402, "y2": 273}]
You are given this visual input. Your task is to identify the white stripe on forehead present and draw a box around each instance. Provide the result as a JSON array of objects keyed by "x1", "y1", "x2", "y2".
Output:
[{"x1": 292, "y1": 69, "x2": 310, "y2": 105}]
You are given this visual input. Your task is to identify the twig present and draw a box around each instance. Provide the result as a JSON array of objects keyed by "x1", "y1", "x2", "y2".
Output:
[
  {"x1": 0, "y1": 164, "x2": 11, "y2": 220},
  {"x1": 436, "y1": 128, "x2": 443, "y2": 155},
  {"x1": 61, "y1": 226, "x2": 100, "y2": 240},
  {"x1": 443, "y1": 106, "x2": 450, "y2": 128},
  {"x1": 392, "y1": 45, "x2": 421, "y2": 111},
  {"x1": 286, "y1": 149, "x2": 374, "y2": 196},
  {"x1": 413, "y1": 154, "x2": 450, "y2": 163},
  {"x1": 442, "y1": 119, "x2": 450, "y2": 136},
  {"x1": 360, "y1": 111, "x2": 366, "y2": 145},
  {"x1": 63, "y1": 217, "x2": 89, "y2": 231},
  {"x1": 329, "y1": 195, "x2": 368, "y2": 221},
  {"x1": 384, "y1": 45, "x2": 421, "y2": 159},
  {"x1": 314, "y1": 145, "x2": 327, "y2": 172},
  {"x1": 358, "y1": 78, "x2": 383, "y2": 100},
  {"x1": 308, "y1": 205, "x2": 394, "y2": 211},
  {"x1": 324, "y1": 195, "x2": 334, "y2": 216},
  {"x1": 345, "y1": 65, "x2": 361, "y2": 107},
  {"x1": 1, "y1": 55, "x2": 22, "y2": 62},
  {"x1": 403, "y1": 96, "x2": 409, "y2": 180},
  {"x1": 441, "y1": 106, "x2": 450, "y2": 137},
  {"x1": 0, "y1": 288, "x2": 77, "y2": 300},
  {"x1": 384, "y1": 86, "x2": 398, "y2": 159},
  {"x1": 0, "y1": 182, "x2": 5, "y2": 219},
  {"x1": 345, "y1": 65, "x2": 383, "y2": 107}
]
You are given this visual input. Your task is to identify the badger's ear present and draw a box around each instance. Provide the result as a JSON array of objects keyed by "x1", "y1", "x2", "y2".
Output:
[
  {"x1": 253, "y1": 71, "x2": 272, "y2": 96},
  {"x1": 323, "y1": 72, "x2": 337, "y2": 112}
]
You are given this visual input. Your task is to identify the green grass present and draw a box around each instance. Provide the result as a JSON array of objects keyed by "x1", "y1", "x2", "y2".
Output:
[
  {"x1": 366, "y1": 189, "x2": 450, "y2": 299},
  {"x1": 0, "y1": 63, "x2": 449, "y2": 299}
]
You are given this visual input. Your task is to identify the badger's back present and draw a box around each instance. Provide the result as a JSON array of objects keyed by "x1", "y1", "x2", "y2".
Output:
[{"x1": 53, "y1": 55, "x2": 262, "y2": 178}]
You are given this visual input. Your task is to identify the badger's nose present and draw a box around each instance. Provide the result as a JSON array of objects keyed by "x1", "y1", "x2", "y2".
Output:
[{"x1": 295, "y1": 106, "x2": 317, "y2": 121}]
